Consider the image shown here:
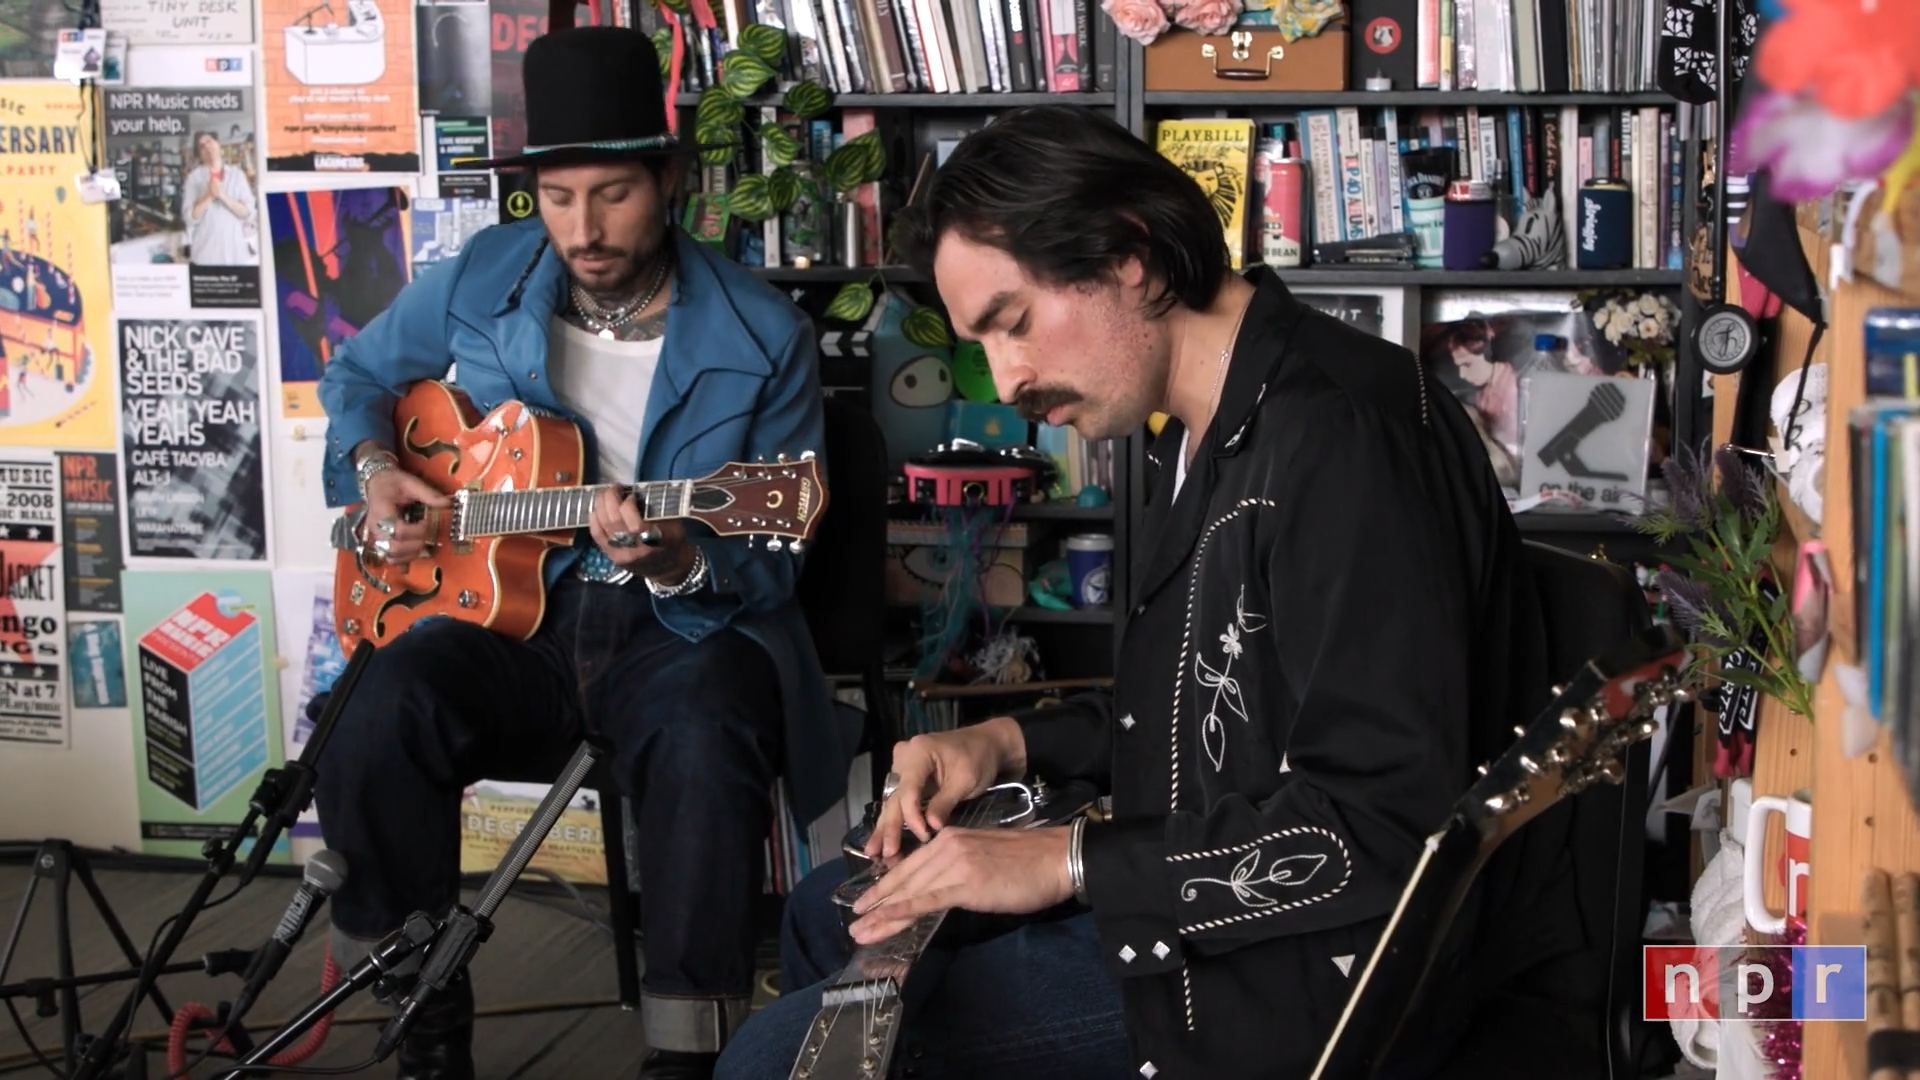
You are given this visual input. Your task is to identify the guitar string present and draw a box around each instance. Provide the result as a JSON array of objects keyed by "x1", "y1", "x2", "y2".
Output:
[
  {"x1": 811, "y1": 793, "x2": 1003, "y2": 1074},
  {"x1": 460, "y1": 472, "x2": 804, "y2": 538}
]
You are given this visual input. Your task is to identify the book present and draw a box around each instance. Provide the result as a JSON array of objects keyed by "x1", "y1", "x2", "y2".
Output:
[{"x1": 1154, "y1": 118, "x2": 1255, "y2": 270}]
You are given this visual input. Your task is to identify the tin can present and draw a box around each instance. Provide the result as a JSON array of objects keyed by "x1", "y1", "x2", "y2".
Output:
[{"x1": 1255, "y1": 134, "x2": 1306, "y2": 268}]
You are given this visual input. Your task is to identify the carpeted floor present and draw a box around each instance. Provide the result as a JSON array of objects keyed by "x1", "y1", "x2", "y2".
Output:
[{"x1": 0, "y1": 845, "x2": 782, "y2": 1079}]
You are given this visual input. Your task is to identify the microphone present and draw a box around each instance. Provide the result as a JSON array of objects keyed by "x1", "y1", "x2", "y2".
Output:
[{"x1": 229, "y1": 849, "x2": 349, "y2": 1025}]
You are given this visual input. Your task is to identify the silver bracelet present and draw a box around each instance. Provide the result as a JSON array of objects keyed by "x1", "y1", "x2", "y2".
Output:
[
  {"x1": 354, "y1": 449, "x2": 398, "y2": 499},
  {"x1": 646, "y1": 544, "x2": 708, "y2": 598},
  {"x1": 1068, "y1": 816, "x2": 1090, "y2": 906}
]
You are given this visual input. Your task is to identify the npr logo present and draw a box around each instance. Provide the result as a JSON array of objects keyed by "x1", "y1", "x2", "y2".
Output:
[{"x1": 1644, "y1": 946, "x2": 1867, "y2": 1021}]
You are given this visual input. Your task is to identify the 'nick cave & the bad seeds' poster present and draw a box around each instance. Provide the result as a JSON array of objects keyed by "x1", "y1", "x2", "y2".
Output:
[{"x1": 119, "y1": 316, "x2": 268, "y2": 561}]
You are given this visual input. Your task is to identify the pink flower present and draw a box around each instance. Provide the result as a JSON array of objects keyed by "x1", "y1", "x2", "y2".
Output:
[
  {"x1": 1169, "y1": 0, "x2": 1240, "y2": 35},
  {"x1": 1729, "y1": 88, "x2": 1914, "y2": 202},
  {"x1": 1102, "y1": 0, "x2": 1171, "y2": 45}
]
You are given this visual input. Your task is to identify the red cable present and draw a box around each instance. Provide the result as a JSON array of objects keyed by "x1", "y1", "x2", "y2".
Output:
[{"x1": 166, "y1": 955, "x2": 342, "y2": 1076}]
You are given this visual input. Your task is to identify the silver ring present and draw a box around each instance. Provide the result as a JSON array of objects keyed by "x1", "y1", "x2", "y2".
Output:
[
  {"x1": 373, "y1": 538, "x2": 391, "y2": 556},
  {"x1": 608, "y1": 531, "x2": 638, "y2": 548},
  {"x1": 882, "y1": 771, "x2": 901, "y2": 800},
  {"x1": 639, "y1": 528, "x2": 662, "y2": 545},
  {"x1": 375, "y1": 516, "x2": 397, "y2": 538}
]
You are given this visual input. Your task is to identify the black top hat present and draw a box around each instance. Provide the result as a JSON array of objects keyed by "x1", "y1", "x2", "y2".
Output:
[{"x1": 466, "y1": 26, "x2": 702, "y2": 170}]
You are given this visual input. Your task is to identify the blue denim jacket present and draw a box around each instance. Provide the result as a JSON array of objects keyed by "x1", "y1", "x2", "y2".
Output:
[{"x1": 316, "y1": 219, "x2": 849, "y2": 823}]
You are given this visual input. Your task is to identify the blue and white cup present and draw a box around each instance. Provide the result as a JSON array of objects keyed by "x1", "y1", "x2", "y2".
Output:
[{"x1": 1065, "y1": 533, "x2": 1114, "y2": 608}]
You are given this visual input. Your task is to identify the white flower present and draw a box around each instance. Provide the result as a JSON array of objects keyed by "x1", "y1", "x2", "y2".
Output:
[
  {"x1": 1593, "y1": 310, "x2": 1609, "y2": 327},
  {"x1": 1638, "y1": 293, "x2": 1660, "y2": 314},
  {"x1": 1638, "y1": 317, "x2": 1661, "y2": 338}
]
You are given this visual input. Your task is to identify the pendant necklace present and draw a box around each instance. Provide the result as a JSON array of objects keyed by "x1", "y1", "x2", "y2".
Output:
[{"x1": 571, "y1": 252, "x2": 670, "y2": 339}]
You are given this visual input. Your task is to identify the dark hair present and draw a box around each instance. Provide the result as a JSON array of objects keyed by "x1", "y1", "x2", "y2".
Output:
[{"x1": 890, "y1": 106, "x2": 1229, "y2": 317}]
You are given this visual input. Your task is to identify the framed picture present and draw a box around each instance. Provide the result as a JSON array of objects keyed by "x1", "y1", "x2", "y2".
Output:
[{"x1": 1289, "y1": 285, "x2": 1418, "y2": 349}]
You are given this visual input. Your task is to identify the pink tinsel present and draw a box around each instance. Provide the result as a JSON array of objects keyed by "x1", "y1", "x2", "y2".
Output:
[{"x1": 1752, "y1": 918, "x2": 1807, "y2": 1080}]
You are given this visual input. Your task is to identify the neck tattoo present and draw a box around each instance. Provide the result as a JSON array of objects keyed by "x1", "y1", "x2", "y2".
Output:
[{"x1": 569, "y1": 252, "x2": 670, "y2": 340}]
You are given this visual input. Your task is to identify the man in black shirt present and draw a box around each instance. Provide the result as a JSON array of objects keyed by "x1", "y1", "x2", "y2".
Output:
[{"x1": 719, "y1": 106, "x2": 1586, "y2": 1079}]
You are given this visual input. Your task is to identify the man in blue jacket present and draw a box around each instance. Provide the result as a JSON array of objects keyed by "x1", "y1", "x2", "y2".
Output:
[{"x1": 306, "y1": 27, "x2": 839, "y2": 1080}]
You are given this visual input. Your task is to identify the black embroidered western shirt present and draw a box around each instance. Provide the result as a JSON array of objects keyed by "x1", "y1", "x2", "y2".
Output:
[{"x1": 1014, "y1": 270, "x2": 1576, "y2": 1077}]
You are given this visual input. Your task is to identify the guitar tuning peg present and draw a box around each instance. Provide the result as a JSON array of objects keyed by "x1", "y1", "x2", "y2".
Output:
[
  {"x1": 777, "y1": 453, "x2": 790, "y2": 463},
  {"x1": 789, "y1": 540, "x2": 805, "y2": 555},
  {"x1": 1475, "y1": 763, "x2": 1488, "y2": 776},
  {"x1": 801, "y1": 450, "x2": 816, "y2": 461},
  {"x1": 768, "y1": 537, "x2": 785, "y2": 552},
  {"x1": 1512, "y1": 725, "x2": 1526, "y2": 738}
]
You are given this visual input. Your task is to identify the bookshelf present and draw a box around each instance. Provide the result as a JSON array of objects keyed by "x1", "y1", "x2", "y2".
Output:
[{"x1": 653, "y1": 5, "x2": 1708, "y2": 675}]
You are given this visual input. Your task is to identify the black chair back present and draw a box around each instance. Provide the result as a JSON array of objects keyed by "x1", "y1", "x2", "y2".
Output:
[
  {"x1": 794, "y1": 394, "x2": 894, "y2": 787},
  {"x1": 1522, "y1": 541, "x2": 1652, "y2": 1080}
]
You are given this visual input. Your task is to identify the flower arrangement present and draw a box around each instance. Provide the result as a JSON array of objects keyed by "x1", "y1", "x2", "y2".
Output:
[
  {"x1": 1100, "y1": 0, "x2": 1341, "y2": 46},
  {"x1": 1635, "y1": 441, "x2": 1816, "y2": 719},
  {"x1": 1578, "y1": 289, "x2": 1683, "y2": 370}
]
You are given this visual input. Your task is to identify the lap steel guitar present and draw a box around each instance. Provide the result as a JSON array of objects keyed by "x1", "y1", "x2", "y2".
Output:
[{"x1": 331, "y1": 380, "x2": 826, "y2": 651}]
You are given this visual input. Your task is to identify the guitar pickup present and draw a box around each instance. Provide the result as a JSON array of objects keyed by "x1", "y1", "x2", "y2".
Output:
[{"x1": 330, "y1": 508, "x2": 367, "y2": 552}]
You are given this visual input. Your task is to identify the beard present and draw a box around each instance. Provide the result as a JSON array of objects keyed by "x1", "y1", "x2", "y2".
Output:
[{"x1": 564, "y1": 229, "x2": 668, "y2": 299}]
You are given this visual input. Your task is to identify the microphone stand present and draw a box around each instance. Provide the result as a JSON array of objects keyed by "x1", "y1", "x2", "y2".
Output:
[
  {"x1": 70, "y1": 639, "x2": 376, "y2": 1080},
  {"x1": 210, "y1": 739, "x2": 607, "y2": 1080}
]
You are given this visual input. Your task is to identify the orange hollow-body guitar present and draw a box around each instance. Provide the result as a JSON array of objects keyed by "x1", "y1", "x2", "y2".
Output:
[{"x1": 331, "y1": 381, "x2": 826, "y2": 653}]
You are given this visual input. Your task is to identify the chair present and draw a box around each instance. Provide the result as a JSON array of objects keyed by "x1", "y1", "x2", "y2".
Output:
[
  {"x1": 1519, "y1": 540, "x2": 1655, "y2": 1080},
  {"x1": 597, "y1": 392, "x2": 896, "y2": 1008}
]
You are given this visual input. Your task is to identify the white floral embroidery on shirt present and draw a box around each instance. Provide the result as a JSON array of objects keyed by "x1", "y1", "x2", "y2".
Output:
[
  {"x1": 1179, "y1": 848, "x2": 1329, "y2": 909},
  {"x1": 1195, "y1": 584, "x2": 1268, "y2": 771}
]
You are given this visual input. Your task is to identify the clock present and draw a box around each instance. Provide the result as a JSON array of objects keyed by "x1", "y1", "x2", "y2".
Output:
[{"x1": 1693, "y1": 302, "x2": 1759, "y2": 374}]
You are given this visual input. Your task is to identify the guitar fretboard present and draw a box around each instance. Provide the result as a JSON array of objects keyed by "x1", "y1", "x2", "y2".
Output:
[{"x1": 456, "y1": 481, "x2": 692, "y2": 539}]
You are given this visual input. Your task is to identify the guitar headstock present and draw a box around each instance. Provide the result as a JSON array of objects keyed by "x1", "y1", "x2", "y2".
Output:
[
  {"x1": 1463, "y1": 623, "x2": 1689, "y2": 843},
  {"x1": 685, "y1": 454, "x2": 829, "y2": 551}
]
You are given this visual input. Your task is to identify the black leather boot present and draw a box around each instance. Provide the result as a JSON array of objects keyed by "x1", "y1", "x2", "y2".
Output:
[
  {"x1": 394, "y1": 976, "x2": 476, "y2": 1080},
  {"x1": 637, "y1": 1049, "x2": 717, "y2": 1079}
]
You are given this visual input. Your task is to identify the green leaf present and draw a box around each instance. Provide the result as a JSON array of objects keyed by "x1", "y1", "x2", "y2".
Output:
[
  {"x1": 735, "y1": 22, "x2": 789, "y2": 67},
  {"x1": 651, "y1": 28, "x2": 674, "y2": 78},
  {"x1": 768, "y1": 165, "x2": 805, "y2": 213},
  {"x1": 719, "y1": 51, "x2": 777, "y2": 99},
  {"x1": 781, "y1": 80, "x2": 833, "y2": 121},
  {"x1": 724, "y1": 174, "x2": 775, "y2": 223},
  {"x1": 759, "y1": 122, "x2": 802, "y2": 166},
  {"x1": 902, "y1": 305, "x2": 953, "y2": 348},
  {"x1": 823, "y1": 131, "x2": 885, "y2": 192},
  {"x1": 696, "y1": 90, "x2": 744, "y2": 129},
  {"x1": 655, "y1": 0, "x2": 689, "y2": 14},
  {"x1": 696, "y1": 120, "x2": 740, "y2": 167},
  {"x1": 825, "y1": 281, "x2": 876, "y2": 323}
]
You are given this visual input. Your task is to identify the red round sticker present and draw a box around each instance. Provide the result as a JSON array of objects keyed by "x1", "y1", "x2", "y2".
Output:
[{"x1": 1364, "y1": 16, "x2": 1401, "y2": 53}]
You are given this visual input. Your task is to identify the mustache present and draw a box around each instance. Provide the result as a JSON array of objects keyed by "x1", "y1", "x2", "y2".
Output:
[
  {"x1": 1013, "y1": 388, "x2": 1082, "y2": 423},
  {"x1": 565, "y1": 244, "x2": 629, "y2": 262}
]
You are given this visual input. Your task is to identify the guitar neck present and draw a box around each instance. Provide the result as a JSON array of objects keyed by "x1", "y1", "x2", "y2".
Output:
[
  {"x1": 1310, "y1": 817, "x2": 1492, "y2": 1079},
  {"x1": 455, "y1": 481, "x2": 691, "y2": 539}
]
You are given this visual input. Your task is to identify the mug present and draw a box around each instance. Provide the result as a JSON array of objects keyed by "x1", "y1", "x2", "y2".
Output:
[{"x1": 1743, "y1": 788, "x2": 1811, "y2": 934}]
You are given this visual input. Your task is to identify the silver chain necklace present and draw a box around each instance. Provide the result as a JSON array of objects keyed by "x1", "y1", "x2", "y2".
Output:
[{"x1": 570, "y1": 253, "x2": 669, "y2": 340}]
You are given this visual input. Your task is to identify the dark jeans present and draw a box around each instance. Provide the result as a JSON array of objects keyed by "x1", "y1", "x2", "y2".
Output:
[
  {"x1": 716, "y1": 861, "x2": 1134, "y2": 1080},
  {"x1": 310, "y1": 576, "x2": 781, "y2": 1052}
]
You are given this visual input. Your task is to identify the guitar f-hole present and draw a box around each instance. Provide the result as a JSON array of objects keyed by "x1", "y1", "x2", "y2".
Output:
[{"x1": 373, "y1": 566, "x2": 445, "y2": 638}]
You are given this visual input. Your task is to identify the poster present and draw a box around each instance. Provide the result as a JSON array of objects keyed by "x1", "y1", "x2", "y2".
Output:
[
  {"x1": 0, "y1": 0, "x2": 62, "y2": 77},
  {"x1": 489, "y1": 0, "x2": 611, "y2": 161},
  {"x1": 416, "y1": 1, "x2": 488, "y2": 115},
  {"x1": 261, "y1": 0, "x2": 420, "y2": 171},
  {"x1": 100, "y1": 0, "x2": 254, "y2": 44},
  {"x1": 423, "y1": 114, "x2": 490, "y2": 198},
  {"x1": 0, "y1": 83, "x2": 116, "y2": 450},
  {"x1": 0, "y1": 455, "x2": 65, "y2": 746},
  {"x1": 272, "y1": 570, "x2": 345, "y2": 840},
  {"x1": 267, "y1": 188, "x2": 411, "y2": 416},
  {"x1": 119, "y1": 316, "x2": 269, "y2": 561},
  {"x1": 461, "y1": 780, "x2": 607, "y2": 885},
  {"x1": 69, "y1": 618, "x2": 127, "y2": 709},
  {"x1": 105, "y1": 56, "x2": 262, "y2": 313},
  {"x1": 411, "y1": 195, "x2": 493, "y2": 275},
  {"x1": 124, "y1": 568, "x2": 286, "y2": 859},
  {"x1": 57, "y1": 451, "x2": 124, "y2": 612}
]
